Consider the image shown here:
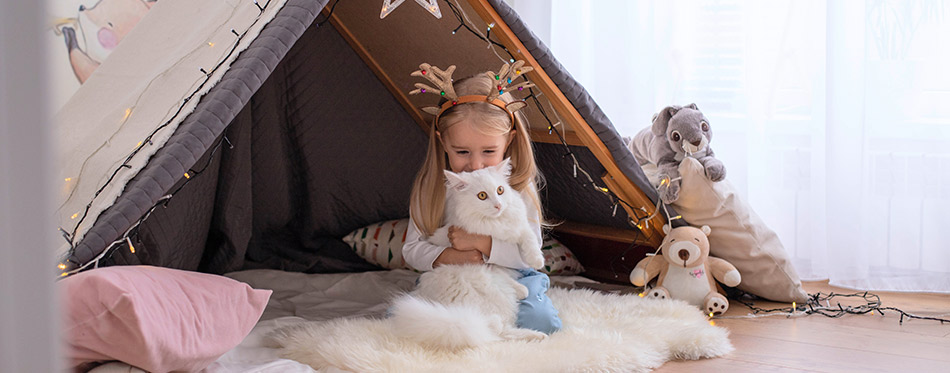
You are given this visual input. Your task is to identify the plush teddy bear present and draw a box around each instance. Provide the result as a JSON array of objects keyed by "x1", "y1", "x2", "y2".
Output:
[
  {"x1": 628, "y1": 104, "x2": 725, "y2": 203},
  {"x1": 629, "y1": 224, "x2": 741, "y2": 315}
]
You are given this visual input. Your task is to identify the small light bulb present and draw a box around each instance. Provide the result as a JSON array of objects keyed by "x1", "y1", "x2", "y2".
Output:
[
  {"x1": 208, "y1": 42, "x2": 215, "y2": 47},
  {"x1": 64, "y1": 177, "x2": 72, "y2": 182},
  {"x1": 123, "y1": 108, "x2": 132, "y2": 121},
  {"x1": 58, "y1": 263, "x2": 66, "y2": 270},
  {"x1": 184, "y1": 172, "x2": 191, "y2": 179},
  {"x1": 709, "y1": 320, "x2": 716, "y2": 326},
  {"x1": 638, "y1": 293, "x2": 645, "y2": 298},
  {"x1": 709, "y1": 312, "x2": 714, "y2": 318},
  {"x1": 70, "y1": 213, "x2": 79, "y2": 219},
  {"x1": 792, "y1": 302, "x2": 797, "y2": 310},
  {"x1": 60, "y1": 273, "x2": 68, "y2": 277},
  {"x1": 137, "y1": 141, "x2": 143, "y2": 147}
]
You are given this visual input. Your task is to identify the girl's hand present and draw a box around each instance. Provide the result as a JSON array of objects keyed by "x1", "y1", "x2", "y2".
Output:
[
  {"x1": 448, "y1": 226, "x2": 492, "y2": 257},
  {"x1": 433, "y1": 247, "x2": 484, "y2": 267}
]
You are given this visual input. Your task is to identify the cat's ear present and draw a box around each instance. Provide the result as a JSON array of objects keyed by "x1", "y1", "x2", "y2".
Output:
[
  {"x1": 443, "y1": 170, "x2": 468, "y2": 191},
  {"x1": 492, "y1": 158, "x2": 513, "y2": 177}
]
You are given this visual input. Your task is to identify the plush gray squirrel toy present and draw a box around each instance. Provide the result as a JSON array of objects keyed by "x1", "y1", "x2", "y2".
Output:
[{"x1": 628, "y1": 104, "x2": 726, "y2": 203}]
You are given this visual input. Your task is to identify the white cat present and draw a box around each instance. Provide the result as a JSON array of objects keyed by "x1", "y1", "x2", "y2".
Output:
[
  {"x1": 427, "y1": 158, "x2": 544, "y2": 269},
  {"x1": 389, "y1": 264, "x2": 548, "y2": 349},
  {"x1": 389, "y1": 159, "x2": 548, "y2": 349}
]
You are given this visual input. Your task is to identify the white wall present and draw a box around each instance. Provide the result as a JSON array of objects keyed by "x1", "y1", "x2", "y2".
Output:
[
  {"x1": 1, "y1": 1, "x2": 61, "y2": 371},
  {"x1": 505, "y1": 0, "x2": 552, "y2": 47}
]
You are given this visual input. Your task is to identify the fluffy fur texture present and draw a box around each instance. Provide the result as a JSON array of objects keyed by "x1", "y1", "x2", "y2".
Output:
[
  {"x1": 388, "y1": 264, "x2": 546, "y2": 350},
  {"x1": 270, "y1": 286, "x2": 734, "y2": 372},
  {"x1": 630, "y1": 224, "x2": 742, "y2": 316},
  {"x1": 628, "y1": 103, "x2": 726, "y2": 203},
  {"x1": 428, "y1": 158, "x2": 544, "y2": 269}
]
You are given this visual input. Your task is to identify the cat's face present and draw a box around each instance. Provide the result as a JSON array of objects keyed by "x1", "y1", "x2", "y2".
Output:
[{"x1": 444, "y1": 158, "x2": 513, "y2": 218}]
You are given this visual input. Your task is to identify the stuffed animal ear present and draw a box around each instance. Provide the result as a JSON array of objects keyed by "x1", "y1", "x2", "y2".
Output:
[
  {"x1": 700, "y1": 225, "x2": 711, "y2": 236},
  {"x1": 686, "y1": 103, "x2": 699, "y2": 110},
  {"x1": 443, "y1": 170, "x2": 468, "y2": 191},
  {"x1": 491, "y1": 157, "x2": 513, "y2": 177},
  {"x1": 651, "y1": 106, "x2": 680, "y2": 137},
  {"x1": 662, "y1": 224, "x2": 672, "y2": 235}
]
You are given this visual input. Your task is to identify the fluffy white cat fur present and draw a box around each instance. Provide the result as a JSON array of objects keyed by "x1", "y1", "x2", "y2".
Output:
[
  {"x1": 389, "y1": 264, "x2": 547, "y2": 349},
  {"x1": 426, "y1": 158, "x2": 544, "y2": 269}
]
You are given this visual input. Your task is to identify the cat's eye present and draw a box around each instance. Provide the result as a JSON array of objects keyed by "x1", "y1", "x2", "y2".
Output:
[
  {"x1": 671, "y1": 131, "x2": 681, "y2": 142},
  {"x1": 477, "y1": 191, "x2": 488, "y2": 200},
  {"x1": 497, "y1": 186, "x2": 505, "y2": 195}
]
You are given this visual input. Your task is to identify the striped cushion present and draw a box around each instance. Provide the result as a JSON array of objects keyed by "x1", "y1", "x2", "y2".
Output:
[
  {"x1": 540, "y1": 239, "x2": 584, "y2": 275},
  {"x1": 342, "y1": 219, "x2": 411, "y2": 270},
  {"x1": 342, "y1": 219, "x2": 584, "y2": 275}
]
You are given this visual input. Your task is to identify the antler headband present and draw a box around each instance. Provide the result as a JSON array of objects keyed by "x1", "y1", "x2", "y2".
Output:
[{"x1": 409, "y1": 60, "x2": 535, "y2": 128}]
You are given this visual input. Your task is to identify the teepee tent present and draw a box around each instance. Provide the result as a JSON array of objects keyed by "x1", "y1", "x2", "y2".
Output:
[{"x1": 54, "y1": 0, "x2": 669, "y2": 277}]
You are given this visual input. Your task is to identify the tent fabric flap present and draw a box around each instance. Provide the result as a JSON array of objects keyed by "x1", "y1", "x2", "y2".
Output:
[{"x1": 63, "y1": 0, "x2": 325, "y2": 270}]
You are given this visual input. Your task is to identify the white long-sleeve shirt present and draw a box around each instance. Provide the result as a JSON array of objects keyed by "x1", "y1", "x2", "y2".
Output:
[{"x1": 403, "y1": 189, "x2": 542, "y2": 272}]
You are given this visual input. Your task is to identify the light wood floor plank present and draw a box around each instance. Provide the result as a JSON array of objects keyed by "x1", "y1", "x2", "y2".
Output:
[{"x1": 654, "y1": 280, "x2": 950, "y2": 372}]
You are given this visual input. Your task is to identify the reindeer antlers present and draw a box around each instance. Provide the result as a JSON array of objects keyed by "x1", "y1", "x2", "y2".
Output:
[
  {"x1": 409, "y1": 63, "x2": 458, "y2": 100},
  {"x1": 408, "y1": 60, "x2": 535, "y2": 119},
  {"x1": 485, "y1": 60, "x2": 534, "y2": 101}
]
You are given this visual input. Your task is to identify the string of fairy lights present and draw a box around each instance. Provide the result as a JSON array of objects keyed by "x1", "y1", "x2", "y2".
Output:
[
  {"x1": 58, "y1": 0, "x2": 274, "y2": 277},
  {"x1": 725, "y1": 291, "x2": 950, "y2": 324}
]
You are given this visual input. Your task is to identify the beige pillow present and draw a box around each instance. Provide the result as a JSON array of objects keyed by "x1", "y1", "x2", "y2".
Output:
[
  {"x1": 342, "y1": 219, "x2": 584, "y2": 276},
  {"x1": 652, "y1": 158, "x2": 808, "y2": 302}
]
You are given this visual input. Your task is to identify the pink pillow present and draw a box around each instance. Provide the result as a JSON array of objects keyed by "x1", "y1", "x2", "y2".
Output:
[{"x1": 61, "y1": 265, "x2": 272, "y2": 372}]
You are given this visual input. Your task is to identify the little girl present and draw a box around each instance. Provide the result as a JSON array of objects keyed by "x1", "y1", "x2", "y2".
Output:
[{"x1": 403, "y1": 62, "x2": 561, "y2": 334}]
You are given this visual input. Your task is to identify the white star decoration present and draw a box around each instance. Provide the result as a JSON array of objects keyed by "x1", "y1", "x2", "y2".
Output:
[{"x1": 380, "y1": 0, "x2": 442, "y2": 19}]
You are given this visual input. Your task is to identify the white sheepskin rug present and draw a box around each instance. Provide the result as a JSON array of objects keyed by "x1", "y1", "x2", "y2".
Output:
[{"x1": 270, "y1": 287, "x2": 734, "y2": 372}]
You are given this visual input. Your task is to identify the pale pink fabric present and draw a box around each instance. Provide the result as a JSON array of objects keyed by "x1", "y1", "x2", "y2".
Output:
[{"x1": 61, "y1": 265, "x2": 272, "y2": 372}]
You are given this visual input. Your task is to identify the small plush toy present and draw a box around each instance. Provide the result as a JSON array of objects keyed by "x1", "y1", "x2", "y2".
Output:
[
  {"x1": 630, "y1": 224, "x2": 740, "y2": 315},
  {"x1": 628, "y1": 103, "x2": 725, "y2": 203}
]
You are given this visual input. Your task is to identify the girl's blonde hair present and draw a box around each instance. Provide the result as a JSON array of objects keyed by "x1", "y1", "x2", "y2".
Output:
[{"x1": 410, "y1": 73, "x2": 544, "y2": 236}]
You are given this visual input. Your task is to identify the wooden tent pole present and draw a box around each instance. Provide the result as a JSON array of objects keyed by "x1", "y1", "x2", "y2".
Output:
[
  {"x1": 325, "y1": 6, "x2": 584, "y2": 147},
  {"x1": 466, "y1": 0, "x2": 665, "y2": 247}
]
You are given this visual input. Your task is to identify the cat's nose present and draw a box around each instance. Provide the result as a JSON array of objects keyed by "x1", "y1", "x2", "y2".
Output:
[{"x1": 494, "y1": 204, "x2": 501, "y2": 211}]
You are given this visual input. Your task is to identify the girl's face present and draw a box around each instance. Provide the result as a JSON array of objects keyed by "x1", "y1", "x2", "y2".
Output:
[{"x1": 440, "y1": 120, "x2": 515, "y2": 173}]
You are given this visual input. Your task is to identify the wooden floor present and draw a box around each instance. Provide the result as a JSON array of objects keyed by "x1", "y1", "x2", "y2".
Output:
[{"x1": 655, "y1": 281, "x2": 950, "y2": 372}]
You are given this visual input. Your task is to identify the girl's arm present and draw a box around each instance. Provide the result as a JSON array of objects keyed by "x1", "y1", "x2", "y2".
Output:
[{"x1": 404, "y1": 215, "x2": 484, "y2": 271}]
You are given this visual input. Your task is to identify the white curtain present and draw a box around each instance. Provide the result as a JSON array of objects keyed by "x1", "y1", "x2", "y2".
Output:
[
  {"x1": 1, "y1": 1, "x2": 62, "y2": 371},
  {"x1": 510, "y1": 0, "x2": 950, "y2": 293}
]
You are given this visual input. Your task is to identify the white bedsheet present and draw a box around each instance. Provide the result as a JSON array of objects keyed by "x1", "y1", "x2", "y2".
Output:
[
  {"x1": 89, "y1": 269, "x2": 592, "y2": 373},
  {"x1": 206, "y1": 269, "x2": 422, "y2": 372}
]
